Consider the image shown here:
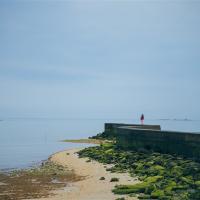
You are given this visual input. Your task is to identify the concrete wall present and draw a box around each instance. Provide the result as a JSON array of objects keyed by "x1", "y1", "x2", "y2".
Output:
[
  {"x1": 115, "y1": 126, "x2": 200, "y2": 160},
  {"x1": 104, "y1": 123, "x2": 161, "y2": 138}
]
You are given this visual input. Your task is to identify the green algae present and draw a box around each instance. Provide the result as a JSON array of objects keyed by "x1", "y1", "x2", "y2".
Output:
[
  {"x1": 110, "y1": 177, "x2": 119, "y2": 182},
  {"x1": 78, "y1": 143, "x2": 200, "y2": 199},
  {"x1": 0, "y1": 161, "x2": 82, "y2": 200}
]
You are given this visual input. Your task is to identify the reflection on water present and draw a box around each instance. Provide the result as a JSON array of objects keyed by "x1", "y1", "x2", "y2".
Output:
[{"x1": 0, "y1": 118, "x2": 200, "y2": 170}]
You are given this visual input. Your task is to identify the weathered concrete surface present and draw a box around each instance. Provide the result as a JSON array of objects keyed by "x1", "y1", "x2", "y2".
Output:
[
  {"x1": 104, "y1": 123, "x2": 200, "y2": 161},
  {"x1": 115, "y1": 126, "x2": 200, "y2": 160},
  {"x1": 104, "y1": 123, "x2": 161, "y2": 138}
]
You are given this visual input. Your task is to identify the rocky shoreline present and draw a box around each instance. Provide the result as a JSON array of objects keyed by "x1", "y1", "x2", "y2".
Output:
[{"x1": 0, "y1": 159, "x2": 82, "y2": 200}]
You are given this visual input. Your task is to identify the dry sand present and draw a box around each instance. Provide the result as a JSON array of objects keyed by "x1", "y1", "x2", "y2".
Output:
[{"x1": 32, "y1": 148, "x2": 139, "y2": 200}]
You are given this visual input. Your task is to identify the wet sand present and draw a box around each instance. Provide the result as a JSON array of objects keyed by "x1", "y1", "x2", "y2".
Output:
[
  {"x1": 0, "y1": 160, "x2": 81, "y2": 200},
  {"x1": 32, "y1": 148, "x2": 139, "y2": 200}
]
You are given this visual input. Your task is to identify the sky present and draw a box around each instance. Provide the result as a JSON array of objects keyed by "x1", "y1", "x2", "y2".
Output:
[{"x1": 0, "y1": 1, "x2": 200, "y2": 119}]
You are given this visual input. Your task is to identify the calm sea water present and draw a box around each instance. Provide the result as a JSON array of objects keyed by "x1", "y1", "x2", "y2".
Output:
[{"x1": 0, "y1": 118, "x2": 200, "y2": 170}]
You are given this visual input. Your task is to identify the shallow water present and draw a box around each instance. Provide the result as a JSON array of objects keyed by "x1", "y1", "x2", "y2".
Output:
[{"x1": 0, "y1": 118, "x2": 200, "y2": 170}]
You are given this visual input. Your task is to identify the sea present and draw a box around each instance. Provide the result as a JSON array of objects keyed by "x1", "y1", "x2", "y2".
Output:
[{"x1": 0, "y1": 118, "x2": 200, "y2": 171}]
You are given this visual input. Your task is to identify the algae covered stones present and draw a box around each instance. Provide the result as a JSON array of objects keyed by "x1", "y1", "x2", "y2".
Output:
[
  {"x1": 110, "y1": 177, "x2": 119, "y2": 182},
  {"x1": 0, "y1": 161, "x2": 82, "y2": 200},
  {"x1": 78, "y1": 143, "x2": 200, "y2": 199}
]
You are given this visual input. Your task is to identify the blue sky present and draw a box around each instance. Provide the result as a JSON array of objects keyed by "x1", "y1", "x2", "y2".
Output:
[{"x1": 0, "y1": 1, "x2": 200, "y2": 119}]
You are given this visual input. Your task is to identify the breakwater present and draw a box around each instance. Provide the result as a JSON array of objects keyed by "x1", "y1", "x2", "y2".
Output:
[{"x1": 104, "y1": 123, "x2": 200, "y2": 161}]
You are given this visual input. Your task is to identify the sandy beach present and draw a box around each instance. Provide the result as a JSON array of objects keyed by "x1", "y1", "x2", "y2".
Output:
[{"x1": 31, "y1": 148, "x2": 139, "y2": 200}]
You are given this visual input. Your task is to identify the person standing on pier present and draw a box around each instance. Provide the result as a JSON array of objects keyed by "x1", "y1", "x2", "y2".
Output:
[{"x1": 140, "y1": 114, "x2": 144, "y2": 125}]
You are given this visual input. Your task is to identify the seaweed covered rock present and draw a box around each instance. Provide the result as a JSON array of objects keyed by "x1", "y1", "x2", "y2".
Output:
[{"x1": 78, "y1": 143, "x2": 200, "y2": 199}]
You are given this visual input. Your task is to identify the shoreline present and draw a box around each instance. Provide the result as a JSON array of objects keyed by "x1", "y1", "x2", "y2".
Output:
[
  {"x1": 0, "y1": 155, "x2": 81, "y2": 200},
  {"x1": 4, "y1": 137, "x2": 200, "y2": 199},
  {"x1": 0, "y1": 139, "x2": 99, "y2": 173},
  {"x1": 0, "y1": 141, "x2": 139, "y2": 200},
  {"x1": 31, "y1": 147, "x2": 139, "y2": 200}
]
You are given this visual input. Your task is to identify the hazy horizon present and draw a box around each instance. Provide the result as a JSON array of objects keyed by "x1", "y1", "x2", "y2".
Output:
[{"x1": 1, "y1": 1, "x2": 200, "y2": 120}]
